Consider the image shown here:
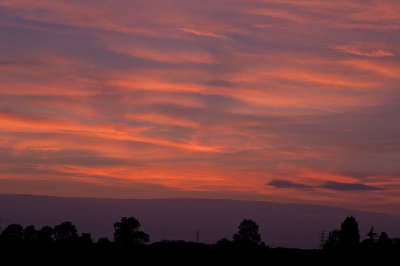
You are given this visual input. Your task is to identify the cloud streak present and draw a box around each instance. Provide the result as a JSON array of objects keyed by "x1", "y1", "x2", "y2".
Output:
[
  {"x1": 267, "y1": 180, "x2": 312, "y2": 189},
  {"x1": 320, "y1": 181, "x2": 383, "y2": 191},
  {"x1": 267, "y1": 179, "x2": 383, "y2": 191}
]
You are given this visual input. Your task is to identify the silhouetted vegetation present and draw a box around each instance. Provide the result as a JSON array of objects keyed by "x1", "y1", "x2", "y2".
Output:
[
  {"x1": 232, "y1": 218, "x2": 263, "y2": 246},
  {"x1": 37, "y1": 226, "x2": 53, "y2": 242},
  {"x1": 321, "y1": 215, "x2": 400, "y2": 257},
  {"x1": 323, "y1": 229, "x2": 340, "y2": 249},
  {"x1": 0, "y1": 223, "x2": 23, "y2": 242},
  {"x1": 53, "y1": 221, "x2": 79, "y2": 242},
  {"x1": 323, "y1": 216, "x2": 361, "y2": 249},
  {"x1": 113, "y1": 217, "x2": 149, "y2": 247},
  {"x1": 0, "y1": 215, "x2": 399, "y2": 263},
  {"x1": 339, "y1": 216, "x2": 360, "y2": 249}
]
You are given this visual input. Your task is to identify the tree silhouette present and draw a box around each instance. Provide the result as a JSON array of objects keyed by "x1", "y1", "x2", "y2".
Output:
[
  {"x1": 232, "y1": 219, "x2": 262, "y2": 245},
  {"x1": 113, "y1": 217, "x2": 150, "y2": 247},
  {"x1": 323, "y1": 229, "x2": 340, "y2": 250},
  {"x1": 79, "y1": 233, "x2": 93, "y2": 245},
  {"x1": 97, "y1": 237, "x2": 113, "y2": 248},
  {"x1": 216, "y1": 238, "x2": 233, "y2": 248},
  {"x1": 22, "y1": 225, "x2": 37, "y2": 241},
  {"x1": 339, "y1": 216, "x2": 360, "y2": 249},
  {"x1": 377, "y1": 232, "x2": 392, "y2": 249},
  {"x1": 361, "y1": 226, "x2": 377, "y2": 248},
  {"x1": 37, "y1": 226, "x2": 53, "y2": 242},
  {"x1": 0, "y1": 224, "x2": 23, "y2": 242},
  {"x1": 53, "y1": 221, "x2": 78, "y2": 242}
]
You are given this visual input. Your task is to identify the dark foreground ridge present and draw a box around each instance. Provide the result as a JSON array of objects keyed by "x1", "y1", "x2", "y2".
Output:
[
  {"x1": 2, "y1": 194, "x2": 400, "y2": 249},
  {"x1": 1, "y1": 215, "x2": 399, "y2": 264}
]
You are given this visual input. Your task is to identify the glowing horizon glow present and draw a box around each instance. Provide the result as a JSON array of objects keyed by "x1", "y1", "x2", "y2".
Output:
[{"x1": 0, "y1": 0, "x2": 400, "y2": 215}]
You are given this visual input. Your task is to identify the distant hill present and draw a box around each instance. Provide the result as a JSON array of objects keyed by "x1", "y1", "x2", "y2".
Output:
[{"x1": 0, "y1": 194, "x2": 399, "y2": 249}]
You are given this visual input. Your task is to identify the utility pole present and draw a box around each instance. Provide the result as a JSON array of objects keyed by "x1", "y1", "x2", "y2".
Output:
[
  {"x1": 319, "y1": 230, "x2": 326, "y2": 249},
  {"x1": 196, "y1": 230, "x2": 200, "y2": 243}
]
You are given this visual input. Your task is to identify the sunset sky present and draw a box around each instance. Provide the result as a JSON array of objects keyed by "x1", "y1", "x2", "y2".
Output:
[{"x1": 1, "y1": 0, "x2": 400, "y2": 215}]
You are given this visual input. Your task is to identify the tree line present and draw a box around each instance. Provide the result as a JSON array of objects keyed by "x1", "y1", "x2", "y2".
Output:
[
  {"x1": 323, "y1": 216, "x2": 398, "y2": 250},
  {"x1": 1, "y1": 216, "x2": 399, "y2": 251}
]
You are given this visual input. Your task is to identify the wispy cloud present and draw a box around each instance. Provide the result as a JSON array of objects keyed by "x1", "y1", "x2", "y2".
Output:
[
  {"x1": 334, "y1": 43, "x2": 394, "y2": 57},
  {"x1": 179, "y1": 28, "x2": 228, "y2": 39}
]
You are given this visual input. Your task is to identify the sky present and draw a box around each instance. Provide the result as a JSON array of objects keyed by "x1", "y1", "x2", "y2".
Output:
[{"x1": 0, "y1": 0, "x2": 400, "y2": 216}]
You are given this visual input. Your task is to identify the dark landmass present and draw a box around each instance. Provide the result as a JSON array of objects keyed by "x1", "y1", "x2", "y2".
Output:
[
  {"x1": 2, "y1": 241, "x2": 398, "y2": 265},
  {"x1": 1, "y1": 194, "x2": 400, "y2": 249},
  {"x1": 1, "y1": 194, "x2": 400, "y2": 264}
]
